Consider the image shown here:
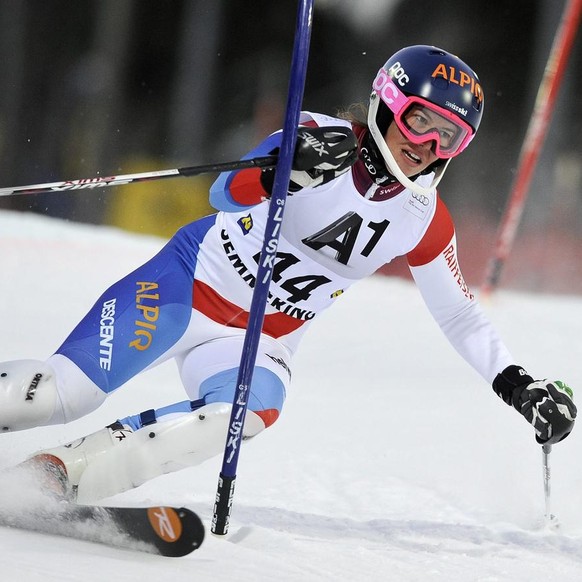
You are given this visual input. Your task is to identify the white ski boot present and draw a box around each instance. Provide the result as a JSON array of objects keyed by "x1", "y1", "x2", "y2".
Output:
[
  {"x1": 20, "y1": 421, "x2": 133, "y2": 500},
  {"x1": 24, "y1": 402, "x2": 264, "y2": 503}
]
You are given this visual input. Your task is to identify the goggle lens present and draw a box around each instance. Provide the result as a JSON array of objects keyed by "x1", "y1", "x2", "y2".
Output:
[{"x1": 396, "y1": 102, "x2": 471, "y2": 157}]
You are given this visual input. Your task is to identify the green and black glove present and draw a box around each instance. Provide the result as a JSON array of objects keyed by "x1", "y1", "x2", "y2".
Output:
[{"x1": 493, "y1": 365, "x2": 576, "y2": 444}]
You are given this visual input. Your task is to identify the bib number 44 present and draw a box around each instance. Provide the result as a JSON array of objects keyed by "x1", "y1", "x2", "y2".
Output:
[{"x1": 252, "y1": 250, "x2": 331, "y2": 304}]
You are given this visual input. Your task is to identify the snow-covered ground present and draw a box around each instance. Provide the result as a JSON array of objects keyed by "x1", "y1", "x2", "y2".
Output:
[{"x1": 1, "y1": 209, "x2": 582, "y2": 581}]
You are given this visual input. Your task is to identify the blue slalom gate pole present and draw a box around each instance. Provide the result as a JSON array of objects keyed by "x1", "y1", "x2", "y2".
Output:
[{"x1": 211, "y1": 0, "x2": 314, "y2": 536}]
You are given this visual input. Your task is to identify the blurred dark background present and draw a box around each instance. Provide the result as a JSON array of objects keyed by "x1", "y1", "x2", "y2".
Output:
[{"x1": 0, "y1": 0, "x2": 580, "y2": 292}]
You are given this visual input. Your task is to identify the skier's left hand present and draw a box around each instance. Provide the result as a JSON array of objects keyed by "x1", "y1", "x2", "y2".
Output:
[
  {"x1": 515, "y1": 380, "x2": 576, "y2": 444},
  {"x1": 493, "y1": 365, "x2": 576, "y2": 444}
]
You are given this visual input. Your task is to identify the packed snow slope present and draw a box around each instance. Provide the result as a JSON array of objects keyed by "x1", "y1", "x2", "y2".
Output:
[{"x1": 1, "y1": 209, "x2": 582, "y2": 581}]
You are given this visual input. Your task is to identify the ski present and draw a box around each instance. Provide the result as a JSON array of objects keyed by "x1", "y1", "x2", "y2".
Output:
[{"x1": 0, "y1": 502, "x2": 205, "y2": 557}]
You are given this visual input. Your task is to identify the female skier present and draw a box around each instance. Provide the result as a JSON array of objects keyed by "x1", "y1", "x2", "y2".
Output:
[{"x1": 0, "y1": 45, "x2": 576, "y2": 502}]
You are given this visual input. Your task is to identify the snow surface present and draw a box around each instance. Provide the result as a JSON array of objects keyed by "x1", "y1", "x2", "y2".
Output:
[{"x1": 1, "y1": 209, "x2": 582, "y2": 581}]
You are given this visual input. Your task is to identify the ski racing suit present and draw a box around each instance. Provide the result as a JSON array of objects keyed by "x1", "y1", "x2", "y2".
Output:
[{"x1": 46, "y1": 111, "x2": 514, "y2": 433}]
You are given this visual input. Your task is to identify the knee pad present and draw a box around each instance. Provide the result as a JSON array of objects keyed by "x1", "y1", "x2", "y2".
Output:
[
  {"x1": 177, "y1": 336, "x2": 290, "y2": 427},
  {"x1": 0, "y1": 360, "x2": 58, "y2": 431},
  {"x1": 198, "y1": 367, "x2": 285, "y2": 428}
]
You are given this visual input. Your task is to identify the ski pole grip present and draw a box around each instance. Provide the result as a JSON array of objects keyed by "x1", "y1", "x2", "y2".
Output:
[{"x1": 211, "y1": 472, "x2": 236, "y2": 536}]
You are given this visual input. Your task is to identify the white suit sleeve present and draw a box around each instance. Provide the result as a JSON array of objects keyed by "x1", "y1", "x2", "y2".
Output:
[{"x1": 407, "y1": 199, "x2": 513, "y2": 383}]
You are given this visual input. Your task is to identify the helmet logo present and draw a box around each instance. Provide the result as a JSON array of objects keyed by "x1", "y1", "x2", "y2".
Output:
[
  {"x1": 372, "y1": 69, "x2": 409, "y2": 113},
  {"x1": 373, "y1": 73, "x2": 398, "y2": 103},
  {"x1": 445, "y1": 101, "x2": 468, "y2": 117},
  {"x1": 431, "y1": 64, "x2": 483, "y2": 104},
  {"x1": 387, "y1": 61, "x2": 409, "y2": 87}
]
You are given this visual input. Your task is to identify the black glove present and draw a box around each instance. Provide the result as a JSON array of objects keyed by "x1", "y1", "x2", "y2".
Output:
[
  {"x1": 260, "y1": 126, "x2": 358, "y2": 194},
  {"x1": 492, "y1": 365, "x2": 577, "y2": 444}
]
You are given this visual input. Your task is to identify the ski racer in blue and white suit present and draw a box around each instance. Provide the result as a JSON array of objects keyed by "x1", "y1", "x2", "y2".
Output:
[{"x1": 0, "y1": 45, "x2": 575, "y2": 503}]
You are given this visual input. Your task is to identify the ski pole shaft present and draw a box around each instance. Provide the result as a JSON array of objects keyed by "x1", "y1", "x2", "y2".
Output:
[
  {"x1": 0, "y1": 155, "x2": 278, "y2": 198},
  {"x1": 542, "y1": 443, "x2": 554, "y2": 524},
  {"x1": 211, "y1": 0, "x2": 313, "y2": 537},
  {"x1": 481, "y1": 0, "x2": 582, "y2": 296}
]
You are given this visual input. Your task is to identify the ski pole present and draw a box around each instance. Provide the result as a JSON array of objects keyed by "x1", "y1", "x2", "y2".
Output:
[
  {"x1": 0, "y1": 155, "x2": 278, "y2": 198},
  {"x1": 481, "y1": 0, "x2": 582, "y2": 297},
  {"x1": 211, "y1": 0, "x2": 314, "y2": 537},
  {"x1": 542, "y1": 443, "x2": 558, "y2": 527}
]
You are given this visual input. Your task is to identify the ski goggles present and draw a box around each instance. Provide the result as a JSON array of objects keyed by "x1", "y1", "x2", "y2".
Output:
[{"x1": 372, "y1": 68, "x2": 474, "y2": 158}]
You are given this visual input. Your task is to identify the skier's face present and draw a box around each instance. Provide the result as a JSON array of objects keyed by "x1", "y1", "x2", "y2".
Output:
[{"x1": 385, "y1": 120, "x2": 440, "y2": 177}]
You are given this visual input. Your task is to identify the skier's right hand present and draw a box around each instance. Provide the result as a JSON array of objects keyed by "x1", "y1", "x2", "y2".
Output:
[
  {"x1": 493, "y1": 365, "x2": 576, "y2": 444},
  {"x1": 260, "y1": 126, "x2": 358, "y2": 194},
  {"x1": 289, "y1": 126, "x2": 358, "y2": 191}
]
